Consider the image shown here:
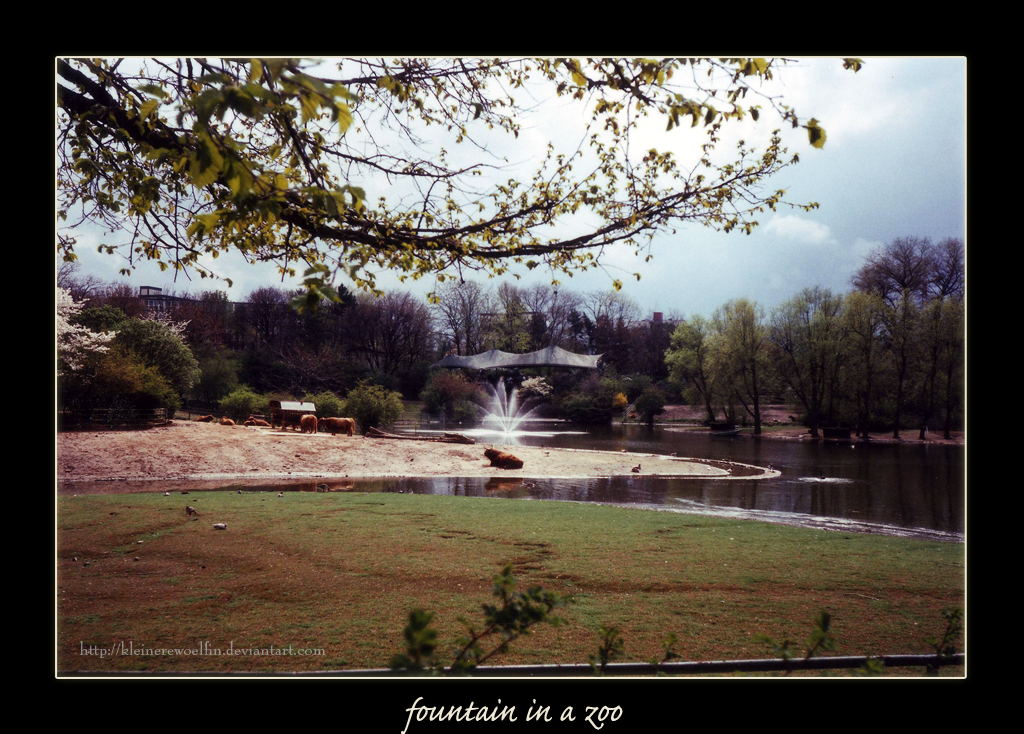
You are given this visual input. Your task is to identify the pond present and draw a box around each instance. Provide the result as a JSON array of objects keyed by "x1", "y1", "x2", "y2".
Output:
[
  {"x1": 60, "y1": 422, "x2": 965, "y2": 542},
  {"x1": 396, "y1": 423, "x2": 964, "y2": 541}
]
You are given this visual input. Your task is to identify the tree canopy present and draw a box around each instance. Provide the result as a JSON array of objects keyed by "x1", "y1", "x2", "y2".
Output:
[{"x1": 57, "y1": 57, "x2": 861, "y2": 306}]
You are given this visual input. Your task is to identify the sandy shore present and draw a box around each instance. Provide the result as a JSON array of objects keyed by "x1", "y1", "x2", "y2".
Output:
[{"x1": 57, "y1": 419, "x2": 775, "y2": 485}]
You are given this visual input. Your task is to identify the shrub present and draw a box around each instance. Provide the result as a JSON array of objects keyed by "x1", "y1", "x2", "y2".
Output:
[
  {"x1": 519, "y1": 376, "x2": 553, "y2": 400},
  {"x1": 345, "y1": 381, "x2": 405, "y2": 431},
  {"x1": 59, "y1": 344, "x2": 180, "y2": 417},
  {"x1": 219, "y1": 386, "x2": 266, "y2": 420},
  {"x1": 420, "y1": 372, "x2": 485, "y2": 422},
  {"x1": 114, "y1": 318, "x2": 200, "y2": 397},
  {"x1": 303, "y1": 390, "x2": 346, "y2": 418},
  {"x1": 622, "y1": 374, "x2": 652, "y2": 401},
  {"x1": 560, "y1": 393, "x2": 615, "y2": 424},
  {"x1": 612, "y1": 392, "x2": 629, "y2": 410},
  {"x1": 73, "y1": 304, "x2": 129, "y2": 333},
  {"x1": 558, "y1": 376, "x2": 618, "y2": 424},
  {"x1": 546, "y1": 370, "x2": 586, "y2": 401},
  {"x1": 635, "y1": 387, "x2": 667, "y2": 425}
]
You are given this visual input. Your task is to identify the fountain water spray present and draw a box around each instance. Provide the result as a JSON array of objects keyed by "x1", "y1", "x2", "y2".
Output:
[{"x1": 480, "y1": 378, "x2": 538, "y2": 441}]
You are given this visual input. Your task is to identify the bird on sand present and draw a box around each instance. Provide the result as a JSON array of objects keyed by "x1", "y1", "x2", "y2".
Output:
[{"x1": 631, "y1": 464, "x2": 641, "y2": 473}]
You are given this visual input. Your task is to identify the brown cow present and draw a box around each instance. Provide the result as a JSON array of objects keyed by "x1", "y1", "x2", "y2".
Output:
[
  {"x1": 196, "y1": 415, "x2": 215, "y2": 422},
  {"x1": 318, "y1": 417, "x2": 356, "y2": 436},
  {"x1": 246, "y1": 416, "x2": 271, "y2": 427},
  {"x1": 220, "y1": 416, "x2": 235, "y2": 426},
  {"x1": 484, "y1": 448, "x2": 524, "y2": 470},
  {"x1": 300, "y1": 414, "x2": 318, "y2": 434}
]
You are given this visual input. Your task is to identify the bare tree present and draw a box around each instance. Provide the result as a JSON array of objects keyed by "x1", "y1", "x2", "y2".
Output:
[
  {"x1": 852, "y1": 236, "x2": 934, "y2": 307},
  {"x1": 519, "y1": 284, "x2": 583, "y2": 350},
  {"x1": 57, "y1": 260, "x2": 104, "y2": 303},
  {"x1": 347, "y1": 292, "x2": 434, "y2": 376},
  {"x1": 930, "y1": 237, "x2": 965, "y2": 301},
  {"x1": 242, "y1": 286, "x2": 294, "y2": 351},
  {"x1": 97, "y1": 283, "x2": 148, "y2": 319},
  {"x1": 580, "y1": 290, "x2": 642, "y2": 328},
  {"x1": 432, "y1": 280, "x2": 491, "y2": 356}
]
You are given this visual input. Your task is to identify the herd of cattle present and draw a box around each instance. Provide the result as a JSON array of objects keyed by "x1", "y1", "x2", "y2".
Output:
[{"x1": 194, "y1": 414, "x2": 356, "y2": 436}]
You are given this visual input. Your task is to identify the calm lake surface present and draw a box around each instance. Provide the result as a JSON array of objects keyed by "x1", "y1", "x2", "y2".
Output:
[
  {"x1": 398, "y1": 424, "x2": 965, "y2": 541},
  {"x1": 61, "y1": 423, "x2": 965, "y2": 542}
]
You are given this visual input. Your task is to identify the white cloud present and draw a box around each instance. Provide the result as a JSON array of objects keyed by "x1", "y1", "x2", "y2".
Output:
[{"x1": 762, "y1": 215, "x2": 835, "y2": 246}]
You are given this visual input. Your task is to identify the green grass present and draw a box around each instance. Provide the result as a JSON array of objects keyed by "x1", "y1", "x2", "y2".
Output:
[{"x1": 57, "y1": 491, "x2": 964, "y2": 674}]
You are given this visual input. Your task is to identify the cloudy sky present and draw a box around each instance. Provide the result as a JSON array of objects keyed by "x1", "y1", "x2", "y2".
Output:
[{"x1": 61, "y1": 56, "x2": 966, "y2": 320}]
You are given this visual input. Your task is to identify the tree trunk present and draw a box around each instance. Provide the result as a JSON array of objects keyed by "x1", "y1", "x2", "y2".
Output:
[
  {"x1": 751, "y1": 364, "x2": 762, "y2": 436},
  {"x1": 893, "y1": 363, "x2": 905, "y2": 439},
  {"x1": 943, "y1": 358, "x2": 956, "y2": 440},
  {"x1": 704, "y1": 397, "x2": 716, "y2": 423}
]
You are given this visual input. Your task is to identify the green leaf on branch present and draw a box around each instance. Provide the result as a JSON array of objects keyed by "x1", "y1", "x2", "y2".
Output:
[
  {"x1": 139, "y1": 99, "x2": 160, "y2": 119},
  {"x1": 189, "y1": 130, "x2": 225, "y2": 189},
  {"x1": 805, "y1": 118, "x2": 827, "y2": 149},
  {"x1": 392, "y1": 563, "x2": 570, "y2": 674}
]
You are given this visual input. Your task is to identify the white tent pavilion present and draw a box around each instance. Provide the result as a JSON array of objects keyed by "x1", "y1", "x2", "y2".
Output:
[{"x1": 430, "y1": 346, "x2": 601, "y2": 370}]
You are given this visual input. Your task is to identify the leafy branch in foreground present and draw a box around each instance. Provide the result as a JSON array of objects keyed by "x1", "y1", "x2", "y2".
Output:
[
  {"x1": 755, "y1": 608, "x2": 965, "y2": 677},
  {"x1": 58, "y1": 57, "x2": 863, "y2": 305},
  {"x1": 391, "y1": 563, "x2": 569, "y2": 674},
  {"x1": 588, "y1": 624, "x2": 625, "y2": 675},
  {"x1": 924, "y1": 608, "x2": 963, "y2": 676},
  {"x1": 754, "y1": 610, "x2": 837, "y2": 675}
]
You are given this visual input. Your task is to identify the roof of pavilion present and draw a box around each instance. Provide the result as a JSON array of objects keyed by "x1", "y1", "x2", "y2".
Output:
[{"x1": 430, "y1": 346, "x2": 602, "y2": 370}]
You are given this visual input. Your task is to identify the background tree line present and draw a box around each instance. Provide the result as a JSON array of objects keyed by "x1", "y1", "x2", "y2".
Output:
[
  {"x1": 665, "y1": 236, "x2": 965, "y2": 438},
  {"x1": 57, "y1": 235, "x2": 963, "y2": 437}
]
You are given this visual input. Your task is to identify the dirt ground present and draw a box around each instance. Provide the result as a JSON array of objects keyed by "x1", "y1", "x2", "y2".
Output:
[{"x1": 57, "y1": 419, "x2": 772, "y2": 484}]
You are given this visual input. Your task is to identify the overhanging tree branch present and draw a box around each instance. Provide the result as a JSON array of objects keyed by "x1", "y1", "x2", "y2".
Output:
[{"x1": 56, "y1": 57, "x2": 858, "y2": 301}]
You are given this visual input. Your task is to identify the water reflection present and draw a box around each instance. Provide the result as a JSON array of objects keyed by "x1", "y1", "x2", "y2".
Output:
[{"x1": 58, "y1": 422, "x2": 964, "y2": 541}]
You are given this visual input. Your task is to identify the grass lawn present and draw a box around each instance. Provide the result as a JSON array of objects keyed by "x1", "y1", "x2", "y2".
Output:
[{"x1": 57, "y1": 490, "x2": 965, "y2": 674}]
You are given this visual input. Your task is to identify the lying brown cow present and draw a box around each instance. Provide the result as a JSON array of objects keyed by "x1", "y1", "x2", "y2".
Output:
[
  {"x1": 318, "y1": 417, "x2": 356, "y2": 436},
  {"x1": 220, "y1": 416, "x2": 235, "y2": 426},
  {"x1": 300, "y1": 414, "x2": 318, "y2": 434},
  {"x1": 244, "y1": 416, "x2": 271, "y2": 427},
  {"x1": 196, "y1": 415, "x2": 215, "y2": 422},
  {"x1": 484, "y1": 448, "x2": 524, "y2": 470}
]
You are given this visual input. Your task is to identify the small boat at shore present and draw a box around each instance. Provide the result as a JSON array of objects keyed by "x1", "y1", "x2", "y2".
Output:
[
  {"x1": 709, "y1": 427, "x2": 742, "y2": 437},
  {"x1": 708, "y1": 422, "x2": 742, "y2": 437}
]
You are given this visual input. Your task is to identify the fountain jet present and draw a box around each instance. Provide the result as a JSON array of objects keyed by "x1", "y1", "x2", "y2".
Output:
[{"x1": 479, "y1": 378, "x2": 538, "y2": 443}]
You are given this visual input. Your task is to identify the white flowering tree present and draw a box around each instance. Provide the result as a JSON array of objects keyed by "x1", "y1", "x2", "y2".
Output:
[{"x1": 56, "y1": 287, "x2": 114, "y2": 376}]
